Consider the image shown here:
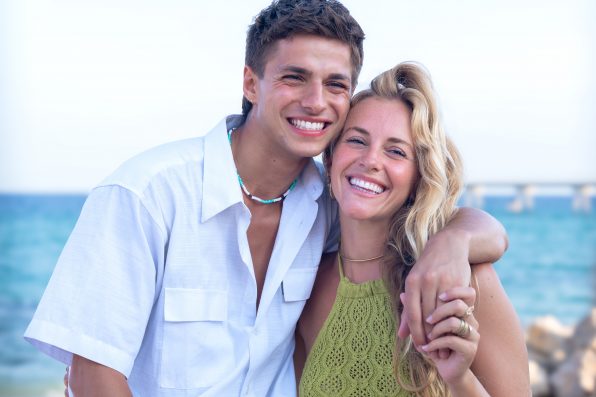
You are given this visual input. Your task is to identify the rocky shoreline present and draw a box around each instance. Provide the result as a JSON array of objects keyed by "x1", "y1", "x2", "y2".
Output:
[{"x1": 527, "y1": 308, "x2": 595, "y2": 396}]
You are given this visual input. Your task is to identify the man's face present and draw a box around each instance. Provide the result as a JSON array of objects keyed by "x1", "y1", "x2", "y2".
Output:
[{"x1": 243, "y1": 34, "x2": 353, "y2": 161}]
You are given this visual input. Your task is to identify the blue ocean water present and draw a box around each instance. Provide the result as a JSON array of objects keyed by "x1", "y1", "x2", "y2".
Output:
[
  {"x1": 0, "y1": 194, "x2": 594, "y2": 394},
  {"x1": 1, "y1": 194, "x2": 87, "y2": 395},
  {"x1": 480, "y1": 196, "x2": 595, "y2": 326}
]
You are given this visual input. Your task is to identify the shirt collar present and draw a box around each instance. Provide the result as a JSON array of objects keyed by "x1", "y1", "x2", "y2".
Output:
[
  {"x1": 299, "y1": 158, "x2": 325, "y2": 202},
  {"x1": 201, "y1": 115, "x2": 325, "y2": 222},
  {"x1": 201, "y1": 115, "x2": 245, "y2": 222}
]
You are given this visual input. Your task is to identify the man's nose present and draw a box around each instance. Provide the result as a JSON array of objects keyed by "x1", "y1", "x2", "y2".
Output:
[{"x1": 301, "y1": 82, "x2": 325, "y2": 113}]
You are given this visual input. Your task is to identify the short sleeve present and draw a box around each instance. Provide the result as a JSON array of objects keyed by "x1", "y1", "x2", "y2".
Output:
[
  {"x1": 24, "y1": 184, "x2": 165, "y2": 377},
  {"x1": 323, "y1": 194, "x2": 340, "y2": 253}
]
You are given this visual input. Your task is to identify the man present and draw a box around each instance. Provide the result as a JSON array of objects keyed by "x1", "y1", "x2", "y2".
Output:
[{"x1": 25, "y1": 1, "x2": 507, "y2": 396}]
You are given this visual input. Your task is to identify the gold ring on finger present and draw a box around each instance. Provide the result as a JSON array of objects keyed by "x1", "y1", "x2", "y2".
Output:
[{"x1": 456, "y1": 318, "x2": 470, "y2": 338}]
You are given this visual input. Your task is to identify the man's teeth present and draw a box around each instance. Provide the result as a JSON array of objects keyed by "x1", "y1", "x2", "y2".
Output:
[
  {"x1": 349, "y1": 177, "x2": 384, "y2": 194},
  {"x1": 291, "y1": 119, "x2": 324, "y2": 130}
]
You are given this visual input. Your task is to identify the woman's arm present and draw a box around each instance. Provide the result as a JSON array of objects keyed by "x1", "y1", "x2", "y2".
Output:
[
  {"x1": 469, "y1": 263, "x2": 530, "y2": 396},
  {"x1": 422, "y1": 263, "x2": 529, "y2": 396},
  {"x1": 399, "y1": 207, "x2": 508, "y2": 348},
  {"x1": 69, "y1": 355, "x2": 133, "y2": 397},
  {"x1": 294, "y1": 329, "x2": 307, "y2": 391}
]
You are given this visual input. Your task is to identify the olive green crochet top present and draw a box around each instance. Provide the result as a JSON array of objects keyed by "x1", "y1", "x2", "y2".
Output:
[{"x1": 299, "y1": 259, "x2": 412, "y2": 396}]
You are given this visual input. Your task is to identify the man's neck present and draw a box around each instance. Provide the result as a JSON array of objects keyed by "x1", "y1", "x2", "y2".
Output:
[{"x1": 231, "y1": 118, "x2": 309, "y2": 201}]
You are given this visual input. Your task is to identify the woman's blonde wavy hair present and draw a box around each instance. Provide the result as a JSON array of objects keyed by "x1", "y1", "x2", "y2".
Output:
[{"x1": 324, "y1": 62, "x2": 464, "y2": 396}]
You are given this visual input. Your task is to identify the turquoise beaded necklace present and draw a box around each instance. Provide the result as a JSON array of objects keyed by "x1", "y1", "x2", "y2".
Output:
[{"x1": 228, "y1": 127, "x2": 298, "y2": 205}]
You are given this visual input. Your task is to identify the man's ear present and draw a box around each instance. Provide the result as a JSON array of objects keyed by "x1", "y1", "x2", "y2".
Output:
[{"x1": 243, "y1": 66, "x2": 258, "y2": 105}]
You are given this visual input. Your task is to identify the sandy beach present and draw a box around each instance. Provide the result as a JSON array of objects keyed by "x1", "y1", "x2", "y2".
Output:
[{"x1": 0, "y1": 384, "x2": 64, "y2": 397}]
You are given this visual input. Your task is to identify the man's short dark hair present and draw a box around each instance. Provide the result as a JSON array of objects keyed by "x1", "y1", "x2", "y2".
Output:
[{"x1": 242, "y1": 0, "x2": 365, "y2": 116}]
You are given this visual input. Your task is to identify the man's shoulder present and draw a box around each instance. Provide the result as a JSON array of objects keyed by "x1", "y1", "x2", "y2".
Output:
[
  {"x1": 98, "y1": 137, "x2": 206, "y2": 194},
  {"x1": 98, "y1": 117, "x2": 233, "y2": 196}
]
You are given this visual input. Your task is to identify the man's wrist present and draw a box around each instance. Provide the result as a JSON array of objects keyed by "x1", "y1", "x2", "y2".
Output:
[{"x1": 429, "y1": 226, "x2": 471, "y2": 255}]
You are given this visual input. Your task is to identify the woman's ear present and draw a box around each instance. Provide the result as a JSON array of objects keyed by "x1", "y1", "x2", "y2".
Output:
[{"x1": 243, "y1": 66, "x2": 258, "y2": 105}]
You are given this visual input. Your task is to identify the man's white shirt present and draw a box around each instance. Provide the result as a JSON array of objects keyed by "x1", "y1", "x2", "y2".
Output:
[{"x1": 25, "y1": 115, "x2": 339, "y2": 396}]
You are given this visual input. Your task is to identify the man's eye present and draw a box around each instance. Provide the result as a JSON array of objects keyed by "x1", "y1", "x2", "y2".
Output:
[
  {"x1": 283, "y1": 74, "x2": 302, "y2": 81},
  {"x1": 328, "y1": 81, "x2": 349, "y2": 90}
]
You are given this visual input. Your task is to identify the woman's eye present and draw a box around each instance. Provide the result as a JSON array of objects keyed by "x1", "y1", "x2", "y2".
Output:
[
  {"x1": 388, "y1": 148, "x2": 407, "y2": 158},
  {"x1": 346, "y1": 137, "x2": 365, "y2": 145}
]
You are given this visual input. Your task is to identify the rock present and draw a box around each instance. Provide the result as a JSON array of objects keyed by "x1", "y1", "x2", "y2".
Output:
[
  {"x1": 529, "y1": 348, "x2": 567, "y2": 372},
  {"x1": 571, "y1": 308, "x2": 596, "y2": 352},
  {"x1": 529, "y1": 359, "x2": 551, "y2": 396},
  {"x1": 526, "y1": 315, "x2": 573, "y2": 370},
  {"x1": 551, "y1": 345, "x2": 596, "y2": 397}
]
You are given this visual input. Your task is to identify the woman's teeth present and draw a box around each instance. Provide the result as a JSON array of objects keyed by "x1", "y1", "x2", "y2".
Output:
[{"x1": 349, "y1": 177, "x2": 384, "y2": 194}]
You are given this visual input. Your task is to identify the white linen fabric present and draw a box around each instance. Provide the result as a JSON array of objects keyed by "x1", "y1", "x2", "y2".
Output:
[{"x1": 25, "y1": 115, "x2": 339, "y2": 397}]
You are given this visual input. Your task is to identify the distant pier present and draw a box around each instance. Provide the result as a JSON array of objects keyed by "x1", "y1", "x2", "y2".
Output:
[{"x1": 463, "y1": 182, "x2": 595, "y2": 213}]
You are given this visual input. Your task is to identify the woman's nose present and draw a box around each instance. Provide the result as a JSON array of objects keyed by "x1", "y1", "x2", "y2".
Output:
[{"x1": 359, "y1": 149, "x2": 381, "y2": 172}]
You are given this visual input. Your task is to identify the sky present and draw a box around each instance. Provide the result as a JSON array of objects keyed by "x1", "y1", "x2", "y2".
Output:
[{"x1": 1, "y1": 0, "x2": 595, "y2": 193}]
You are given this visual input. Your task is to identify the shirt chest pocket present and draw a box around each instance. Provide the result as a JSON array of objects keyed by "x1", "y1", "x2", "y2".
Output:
[
  {"x1": 160, "y1": 288, "x2": 234, "y2": 389},
  {"x1": 282, "y1": 267, "x2": 318, "y2": 302}
]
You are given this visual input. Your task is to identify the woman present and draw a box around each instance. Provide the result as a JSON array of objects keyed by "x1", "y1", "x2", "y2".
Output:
[{"x1": 295, "y1": 63, "x2": 530, "y2": 396}]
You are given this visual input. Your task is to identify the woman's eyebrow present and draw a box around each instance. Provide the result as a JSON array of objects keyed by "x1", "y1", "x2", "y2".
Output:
[
  {"x1": 344, "y1": 126, "x2": 414, "y2": 148},
  {"x1": 344, "y1": 126, "x2": 370, "y2": 136}
]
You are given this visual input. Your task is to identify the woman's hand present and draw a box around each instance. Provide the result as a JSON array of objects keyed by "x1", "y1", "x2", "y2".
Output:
[
  {"x1": 419, "y1": 286, "x2": 479, "y2": 386},
  {"x1": 398, "y1": 228, "x2": 471, "y2": 351}
]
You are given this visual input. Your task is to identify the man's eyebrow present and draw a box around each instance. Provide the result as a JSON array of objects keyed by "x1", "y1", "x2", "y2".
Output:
[
  {"x1": 278, "y1": 65, "x2": 350, "y2": 82},
  {"x1": 328, "y1": 73, "x2": 351, "y2": 82},
  {"x1": 279, "y1": 65, "x2": 310, "y2": 76}
]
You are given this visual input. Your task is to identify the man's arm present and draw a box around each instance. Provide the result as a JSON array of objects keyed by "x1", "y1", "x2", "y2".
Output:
[
  {"x1": 398, "y1": 207, "x2": 508, "y2": 347},
  {"x1": 68, "y1": 355, "x2": 132, "y2": 397},
  {"x1": 447, "y1": 207, "x2": 508, "y2": 263}
]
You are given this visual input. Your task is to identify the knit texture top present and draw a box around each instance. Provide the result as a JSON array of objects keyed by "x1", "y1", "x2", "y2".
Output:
[{"x1": 299, "y1": 260, "x2": 411, "y2": 396}]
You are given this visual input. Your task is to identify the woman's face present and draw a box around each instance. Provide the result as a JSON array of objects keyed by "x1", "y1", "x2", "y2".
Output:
[{"x1": 330, "y1": 96, "x2": 418, "y2": 224}]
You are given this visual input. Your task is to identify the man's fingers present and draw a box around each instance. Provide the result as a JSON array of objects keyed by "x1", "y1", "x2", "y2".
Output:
[
  {"x1": 397, "y1": 297, "x2": 410, "y2": 338},
  {"x1": 421, "y1": 271, "x2": 439, "y2": 342},
  {"x1": 404, "y1": 274, "x2": 425, "y2": 346},
  {"x1": 439, "y1": 286, "x2": 476, "y2": 307}
]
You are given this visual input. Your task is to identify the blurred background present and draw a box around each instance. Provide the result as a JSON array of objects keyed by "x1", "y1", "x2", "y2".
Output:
[{"x1": 1, "y1": 0, "x2": 594, "y2": 395}]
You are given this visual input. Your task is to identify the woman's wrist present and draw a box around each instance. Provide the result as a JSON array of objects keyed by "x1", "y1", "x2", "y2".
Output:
[{"x1": 447, "y1": 369, "x2": 487, "y2": 397}]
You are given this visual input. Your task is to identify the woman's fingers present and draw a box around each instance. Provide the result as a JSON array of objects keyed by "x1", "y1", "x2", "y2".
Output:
[
  {"x1": 421, "y1": 330, "x2": 478, "y2": 356},
  {"x1": 428, "y1": 315, "x2": 477, "y2": 339},
  {"x1": 423, "y1": 316, "x2": 479, "y2": 348},
  {"x1": 426, "y1": 286, "x2": 476, "y2": 325}
]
